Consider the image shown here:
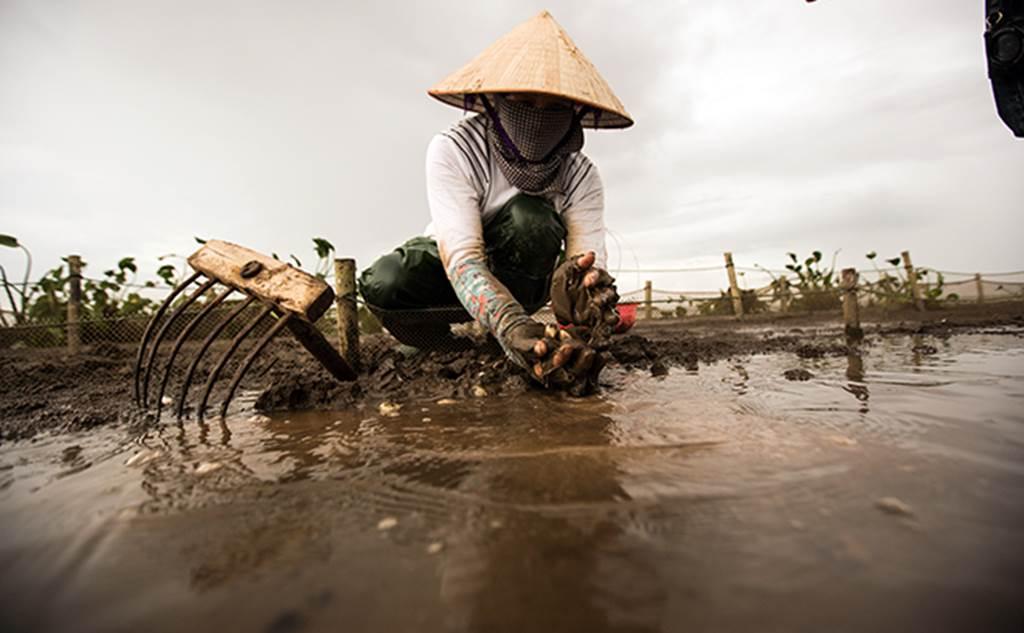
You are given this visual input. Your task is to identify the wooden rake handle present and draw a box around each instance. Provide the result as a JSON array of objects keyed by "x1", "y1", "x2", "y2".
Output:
[{"x1": 189, "y1": 239, "x2": 356, "y2": 382}]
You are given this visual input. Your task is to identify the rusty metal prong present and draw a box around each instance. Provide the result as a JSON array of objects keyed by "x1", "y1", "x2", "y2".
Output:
[
  {"x1": 153, "y1": 287, "x2": 234, "y2": 419},
  {"x1": 218, "y1": 314, "x2": 292, "y2": 419},
  {"x1": 197, "y1": 305, "x2": 274, "y2": 421},
  {"x1": 133, "y1": 271, "x2": 202, "y2": 406},
  {"x1": 140, "y1": 277, "x2": 219, "y2": 408},
  {"x1": 176, "y1": 295, "x2": 257, "y2": 420}
]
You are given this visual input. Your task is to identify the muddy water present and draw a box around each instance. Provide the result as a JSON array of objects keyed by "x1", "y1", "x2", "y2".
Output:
[{"x1": 1, "y1": 331, "x2": 1023, "y2": 632}]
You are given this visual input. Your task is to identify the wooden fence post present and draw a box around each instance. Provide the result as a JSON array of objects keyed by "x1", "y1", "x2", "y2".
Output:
[
  {"x1": 67, "y1": 254, "x2": 82, "y2": 354},
  {"x1": 333, "y1": 258, "x2": 360, "y2": 371},
  {"x1": 643, "y1": 280, "x2": 653, "y2": 320},
  {"x1": 724, "y1": 252, "x2": 744, "y2": 318},
  {"x1": 974, "y1": 273, "x2": 984, "y2": 304},
  {"x1": 779, "y1": 275, "x2": 791, "y2": 313},
  {"x1": 841, "y1": 268, "x2": 862, "y2": 339},
  {"x1": 901, "y1": 250, "x2": 924, "y2": 311}
]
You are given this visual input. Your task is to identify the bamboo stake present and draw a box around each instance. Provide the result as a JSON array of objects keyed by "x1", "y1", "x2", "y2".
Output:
[
  {"x1": 901, "y1": 250, "x2": 924, "y2": 311},
  {"x1": 643, "y1": 280, "x2": 653, "y2": 320},
  {"x1": 975, "y1": 273, "x2": 984, "y2": 304},
  {"x1": 333, "y1": 258, "x2": 360, "y2": 371},
  {"x1": 67, "y1": 255, "x2": 81, "y2": 355},
  {"x1": 779, "y1": 275, "x2": 791, "y2": 313},
  {"x1": 724, "y1": 252, "x2": 743, "y2": 318}
]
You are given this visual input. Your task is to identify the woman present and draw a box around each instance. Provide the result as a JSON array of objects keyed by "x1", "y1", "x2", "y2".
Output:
[{"x1": 360, "y1": 11, "x2": 632, "y2": 389}]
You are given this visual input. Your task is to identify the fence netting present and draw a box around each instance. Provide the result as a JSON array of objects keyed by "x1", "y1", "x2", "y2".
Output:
[{"x1": 2, "y1": 264, "x2": 1022, "y2": 356}]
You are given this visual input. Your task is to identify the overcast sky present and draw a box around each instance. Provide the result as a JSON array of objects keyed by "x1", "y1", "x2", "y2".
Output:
[{"x1": 1, "y1": 0, "x2": 1021, "y2": 296}]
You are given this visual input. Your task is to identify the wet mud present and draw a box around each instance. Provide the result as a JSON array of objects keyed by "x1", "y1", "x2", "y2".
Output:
[{"x1": 1, "y1": 301, "x2": 1022, "y2": 443}]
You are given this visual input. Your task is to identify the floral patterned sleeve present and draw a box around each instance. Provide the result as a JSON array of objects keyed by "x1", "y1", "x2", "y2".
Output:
[{"x1": 425, "y1": 134, "x2": 532, "y2": 363}]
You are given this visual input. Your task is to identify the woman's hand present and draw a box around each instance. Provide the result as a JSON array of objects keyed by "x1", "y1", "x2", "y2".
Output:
[
  {"x1": 502, "y1": 320, "x2": 603, "y2": 395},
  {"x1": 550, "y1": 251, "x2": 620, "y2": 342}
]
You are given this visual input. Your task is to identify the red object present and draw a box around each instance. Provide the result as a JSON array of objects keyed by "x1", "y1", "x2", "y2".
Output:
[
  {"x1": 556, "y1": 302, "x2": 637, "y2": 334},
  {"x1": 614, "y1": 302, "x2": 637, "y2": 333}
]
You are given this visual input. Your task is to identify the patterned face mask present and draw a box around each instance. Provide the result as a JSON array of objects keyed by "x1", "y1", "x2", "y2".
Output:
[
  {"x1": 482, "y1": 95, "x2": 585, "y2": 195},
  {"x1": 498, "y1": 97, "x2": 575, "y2": 160}
]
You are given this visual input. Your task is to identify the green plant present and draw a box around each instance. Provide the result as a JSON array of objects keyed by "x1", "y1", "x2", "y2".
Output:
[
  {"x1": 863, "y1": 252, "x2": 958, "y2": 308},
  {"x1": 1, "y1": 235, "x2": 175, "y2": 330},
  {"x1": 311, "y1": 237, "x2": 335, "y2": 279},
  {"x1": 696, "y1": 289, "x2": 765, "y2": 316},
  {"x1": 2, "y1": 235, "x2": 342, "y2": 346},
  {"x1": 784, "y1": 250, "x2": 841, "y2": 311},
  {"x1": 0, "y1": 234, "x2": 33, "y2": 326},
  {"x1": 82, "y1": 257, "x2": 161, "y2": 319}
]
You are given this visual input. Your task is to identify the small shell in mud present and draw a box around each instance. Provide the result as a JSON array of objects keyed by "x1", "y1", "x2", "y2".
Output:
[
  {"x1": 195, "y1": 462, "x2": 223, "y2": 476},
  {"x1": 828, "y1": 435, "x2": 858, "y2": 447},
  {"x1": 124, "y1": 450, "x2": 161, "y2": 467},
  {"x1": 426, "y1": 542, "x2": 444, "y2": 554},
  {"x1": 471, "y1": 385, "x2": 488, "y2": 398},
  {"x1": 378, "y1": 401, "x2": 402, "y2": 417},
  {"x1": 875, "y1": 497, "x2": 914, "y2": 517},
  {"x1": 377, "y1": 517, "x2": 398, "y2": 531},
  {"x1": 436, "y1": 398, "x2": 458, "y2": 405},
  {"x1": 160, "y1": 396, "x2": 173, "y2": 406}
]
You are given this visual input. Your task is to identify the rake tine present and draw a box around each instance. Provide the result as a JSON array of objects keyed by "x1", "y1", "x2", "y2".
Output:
[
  {"x1": 140, "y1": 277, "x2": 219, "y2": 408},
  {"x1": 133, "y1": 271, "x2": 202, "y2": 405},
  {"x1": 197, "y1": 305, "x2": 274, "y2": 421},
  {"x1": 218, "y1": 314, "x2": 292, "y2": 419},
  {"x1": 176, "y1": 295, "x2": 257, "y2": 420},
  {"x1": 153, "y1": 287, "x2": 234, "y2": 419}
]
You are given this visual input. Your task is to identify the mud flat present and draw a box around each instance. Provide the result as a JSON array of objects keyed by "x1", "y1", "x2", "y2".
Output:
[{"x1": 1, "y1": 301, "x2": 1022, "y2": 443}]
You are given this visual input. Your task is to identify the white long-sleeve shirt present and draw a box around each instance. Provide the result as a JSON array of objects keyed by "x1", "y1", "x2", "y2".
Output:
[
  {"x1": 425, "y1": 114, "x2": 607, "y2": 272},
  {"x1": 423, "y1": 115, "x2": 607, "y2": 352}
]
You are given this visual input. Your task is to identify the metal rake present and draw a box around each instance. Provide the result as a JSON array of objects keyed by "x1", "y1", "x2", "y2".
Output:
[{"x1": 133, "y1": 239, "x2": 356, "y2": 420}]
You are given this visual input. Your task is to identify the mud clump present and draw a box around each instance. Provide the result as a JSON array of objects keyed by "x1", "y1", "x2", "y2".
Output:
[
  {"x1": 255, "y1": 336, "x2": 532, "y2": 411},
  {"x1": 650, "y1": 359, "x2": 669, "y2": 377},
  {"x1": 0, "y1": 346, "x2": 135, "y2": 442},
  {"x1": 783, "y1": 368, "x2": 814, "y2": 381},
  {"x1": 795, "y1": 343, "x2": 850, "y2": 359}
]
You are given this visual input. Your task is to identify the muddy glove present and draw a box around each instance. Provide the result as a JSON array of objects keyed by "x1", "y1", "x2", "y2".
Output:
[
  {"x1": 550, "y1": 251, "x2": 620, "y2": 348},
  {"x1": 502, "y1": 320, "x2": 604, "y2": 396}
]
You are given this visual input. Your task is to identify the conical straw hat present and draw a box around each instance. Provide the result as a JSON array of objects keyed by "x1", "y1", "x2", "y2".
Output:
[{"x1": 428, "y1": 10, "x2": 633, "y2": 129}]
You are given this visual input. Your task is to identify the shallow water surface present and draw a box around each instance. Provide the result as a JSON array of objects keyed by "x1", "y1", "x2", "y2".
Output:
[{"x1": 2, "y1": 331, "x2": 1023, "y2": 632}]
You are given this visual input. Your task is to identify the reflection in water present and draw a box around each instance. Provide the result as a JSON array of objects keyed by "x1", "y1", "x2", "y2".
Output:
[
  {"x1": 730, "y1": 363, "x2": 750, "y2": 395},
  {"x1": 433, "y1": 404, "x2": 665, "y2": 632},
  {"x1": 843, "y1": 337, "x2": 869, "y2": 413},
  {"x1": 140, "y1": 399, "x2": 673, "y2": 631}
]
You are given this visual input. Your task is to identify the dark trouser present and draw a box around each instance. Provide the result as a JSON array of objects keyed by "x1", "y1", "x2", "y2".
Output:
[{"x1": 359, "y1": 194, "x2": 566, "y2": 317}]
